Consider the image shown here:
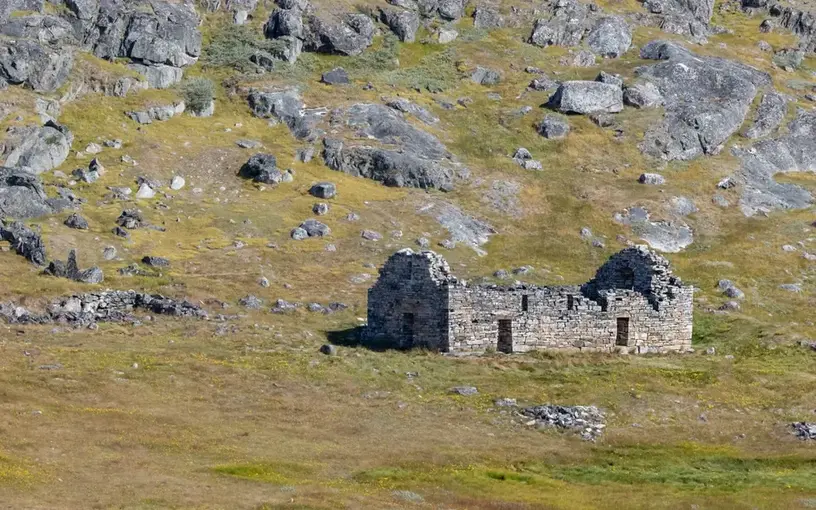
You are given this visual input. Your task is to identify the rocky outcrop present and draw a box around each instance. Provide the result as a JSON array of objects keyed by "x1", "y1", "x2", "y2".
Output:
[
  {"x1": 0, "y1": 219, "x2": 47, "y2": 265},
  {"x1": 640, "y1": 0, "x2": 714, "y2": 39},
  {"x1": 0, "y1": 0, "x2": 202, "y2": 90},
  {"x1": 0, "y1": 167, "x2": 71, "y2": 219},
  {"x1": 264, "y1": 2, "x2": 374, "y2": 61},
  {"x1": 380, "y1": 6, "x2": 420, "y2": 42},
  {"x1": 529, "y1": 0, "x2": 592, "y2": 48},
  {"x1": 0, "y1": 289, "x2": 207, "y2": 326},
  {"x1": 248, "y1": 89, "x2": 325, "y2": 140},
  {"x1": 126, "y1": 102, "x2": 185, "y2": 124},
  {"x1": 733, "y1": 108, "x2": 816, "y2": 217},
  {"x1": 0, "y1": 39, "x2": 73, "y2": 93},
  {"x1": 44, "y1": 249, "x2": 104, "y2": 284},
  {"x1": 743, "y1": 92, "x2": 787, "y2": 139},
  {"x1": 636, "y1": 41, "x2": 770, "y2": 161},
  {"x1": 2, "y1": 121, "x2": 73, "y2": 174},
  {"x1": 321, "y1": 103, "x2": 455, "y2": 191},
  {"x1": 614, "y1": 206, "x2": 694, "y2": 253}
]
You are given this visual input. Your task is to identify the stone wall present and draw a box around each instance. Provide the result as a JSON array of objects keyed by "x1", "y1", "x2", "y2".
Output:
[
  {"x1": 367, "y1": 246, "x2": 694, "y2": 354},
  {"x1": 365, "y1": 249, "x2": 453, "y2": 350}
]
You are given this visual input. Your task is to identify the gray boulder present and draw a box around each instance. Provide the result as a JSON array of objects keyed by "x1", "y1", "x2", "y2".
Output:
[
  {"x1": 0, "y1": 219, "x2": 47, "y2": 265},
  {"x1": 384, "y1": 98, "x2": 439, "y2": 125},
  {"x1": 302, "y1": 13, "x2": 374, "y2": 56},
  {"x1": 437, "y1": 0, "x2": 465, "y2": 20},
  {"x1": 538, "y1": 115, "x2": 570, "y2": 139},
  {"x1": 549, "y1": 81, "x2": 623, "y2": 114},
  {"x1": 471, "y1": 66, "x2": 501, "y2": 86},
  {"x1": 639, "y1": 173, "x2": 666, "y2": 185},
  {"x1": 0, "y1": 167, "x2": 68, "y2": 219},
  {"x1": 321, "y1": 67, "x2": 349, "y2": 85},
  {"x1": 717, "y1": 279, "x2": 745, "y2": 300},
  {"x1": 640, "y1": 0, "x2": 713, "y2": 39},
  {"x1": 239, "y1": 154, "x2": 286, "y2": 184},
  {"x1": 380, "y1": 7, "x2": 420, "y2": 42},
  {"x1": 637, "y1": 41, "x2": 770, "y2": 161},
  {"x1": 623, "y1": 81, "x2": 663, "y2": 108},
  {"x1": 473, "y1": 5, "x2": 504, "y2": 29},
  {"x1": 0, "y1": 39, "x2": 73, "y2": 93},
  {"x1": 586, "y1": 16, "x2": 632, "y2": 58},
  {"x1": 309, "y1": 182, "x2": 336, "y2": 199},
  {"x1": 595, "y1": 71, "x2": 623, "y2": 87},
  {"x1": 3, "y1": 121, "x2": 73, "y2": 174},
  {"x1": 743, "y1": 92, "x2": 787, "y2": 139},
  {"x1": 298, "y1": 218, "x2": 330, "y2": 237},
  {"x1": 772, "y1": 48, "x2": 804, "y2": 70},
  {"x1": 64, "y1": 213, "x2": 89, "y2": 230}
]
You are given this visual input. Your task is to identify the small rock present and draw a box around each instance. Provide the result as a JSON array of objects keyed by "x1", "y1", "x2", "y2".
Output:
[
  {"x1": 141, "y1": 256, "x2": 170, "y2": 268},
  {"x1": 102, "y1": 246, "x2": 117, "y2": 260},
  {"x1": 450, "y1": 386, "x2": 478, "y2": 396},
  {"x1": 170, "y1": 176, "x2": 185, "y2": 190},
  {"x1": 319, "y1": 344, "x2": 338, "y2": 356},
  {"x1": 64, "y1": 213, "x2": 89, "y2": 230},
  {"x1": 239, "y1": 295, "x2": 263, "y2": 309},
  {"x1": 361, "y1": 230, "x2": 383, "y2": 241},
  {"x1": 313, "y1": 203, "x2": 330, "y2": 216},
  {"x1": 309, "y1": 182, "x2": 336, "y2": 199},
  {"x1": 639, "y1": 173, "x2": 666, "y2": 185},
  {"x1": 322, "y1": 68, "x2": 349, "y2": 85},
  {"x1": 135, "y1": 183, "x2": 155, "y2": 199}
]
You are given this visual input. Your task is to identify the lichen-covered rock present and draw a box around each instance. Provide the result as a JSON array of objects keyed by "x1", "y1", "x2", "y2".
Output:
[
  {"x1": 743, "y1": 92, "x2": 787, "y2": 139},
  {"x1": 549, "y1": 81, "x2": 623, "y2": 114},
  {"x1": 586, "y1": 16, "x2": 632, "y2": 58},
  {"x1": 529, "y1": 0, "x2": 591, "y2": 48},
  {"x1": 3, "y1": 121, "x2": 73, "y2": 174},
  {"x1": 537, "y1": 115, "x2": 570, "y2": 139},
  {"x1": 0, "y1": 39, "x2": 73, "y2": 93},
  {"x1": 0, "y1": 219, "x2": 47, "y2": 265},
  {"x1": 0, "y1": 167, "x2": 70, "y2": 219},
  {"x1": 623, "y1": 81, "x2": 663, "y2": 108},
  {"x1": 380, "y1": 7, "x2": 420, "y2": 42},
  {"x1": 637, "y1": 41, "x2": 770, "y2": 161}
]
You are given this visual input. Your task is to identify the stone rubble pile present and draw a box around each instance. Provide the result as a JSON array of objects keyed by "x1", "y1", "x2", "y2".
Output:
[
  {"x1": 791, "y1": 422, "x2": 816, "y2": 440},
  {"x1": 521, "y1": 404, "x2": 606, "y2": 441},
  {"x1": 0, "y1": 290, "x2": 207, "y2": 327}
]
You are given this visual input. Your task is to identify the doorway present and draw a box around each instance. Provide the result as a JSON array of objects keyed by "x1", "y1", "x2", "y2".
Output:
[
  {"x1": 616, "y1": 318, "x2": 630, "y2": 346},
  {"x1": 497, "y1": 319, "x2": 513, "y2": 353},
  {"x1": 402, "y1": 313, "x2": 415, "y2": 349}
]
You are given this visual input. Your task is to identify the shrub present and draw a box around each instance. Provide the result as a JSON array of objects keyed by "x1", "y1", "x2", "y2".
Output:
[
  {"x1": 181, "y1": 78, "x2": 215, "y2": 114},
  {"x1": 202, "y1": 24, "x2": 266, "y2": 73}
]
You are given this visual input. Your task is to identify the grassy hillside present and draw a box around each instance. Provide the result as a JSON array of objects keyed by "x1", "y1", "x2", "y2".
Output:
[{"x1": 0, "y1": 1, "x2": 814, "y2": 508}]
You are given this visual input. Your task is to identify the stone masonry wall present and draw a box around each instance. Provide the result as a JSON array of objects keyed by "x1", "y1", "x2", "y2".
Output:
[
  {"x1": 366, "y1": 249, "x2": 452, "y2": 350},
  {"x1": 368, "y1": 246, "x2": 694, "y2": 354}
]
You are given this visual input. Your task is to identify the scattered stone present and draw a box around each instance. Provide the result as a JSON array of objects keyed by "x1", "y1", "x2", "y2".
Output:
[
  {"x1": 104, "y1": 139, "x2": 123, "y2": 149},
  {"x1": 64, "y1": 213, "x2": 89, "y2": 230},
  {"x1": 717, "y1": 279, "x2": 745, "y2": 300},
  {"x1": 103, "y1": 247, "x2": 117, "y2": 260},
  {"x1": 779, "y1": 283, "x2": 802, "y2": 293},
  {"x1": 170, "y1": 176, "x2": 185, "y2": 190},
  {"x1": 495, "y1": 398, "x2": 517, "y2": 407},
  {"x1": 450, "y1": 386, "x2": 478, "y2": 396},
  {"x1": 521, "y1": 404, "x2": 606, "y2": 441},
  {"x1": 361, "y1": 230, "x2": 383, "y2": 241},
  {"x1": 313, "y1": 203, "x2": 329, "y2": 215},
  {"x1": 439, "y1": 239, "x2": 456, "y2": 250},
  {"x1": 319, "y1": 344, "x2": 338, "y2": 356},
  {"x1": 236, "y1": 139, "x2": 262, "y2": 149},
  {"x1": 471, "y1": 66, "x2": 501, "y2": 86},
  {"x1": 297, "y1": 147, "x2": 315, "y2": 162},
  {"x1": 639, "y1": 173, "x2": 666, "y2": 185},
  {"x1": 792, "y1": 422, "x2": 816, "y2": 440},
  {"x1": 44, "y1": 249, "x2": 103, "y2": 284},
  {"x1": 272, "y1": 299, "x2": 299, "y2": 314},
  {"x1": 296, "y1": 219, "x2": 331, "y2": 238},
  {"x1": 141, "y1": 256, "x2": 170, "y2": 268},
  {"x1": 240, "y1": 154, "x2": 286, "y2": 185},
  {"x1": 135, "y1": 183, "x2": 155, "y2": 199},
  {"x1": 321, "y1": 67, "x2": 349, "y2": 85},
  {"x1": 494, "y1": 269, "x2": 509, "y2": 279},
  {"x1": 538, "y1": 115, "x2": 571, "y2": 139},
  {"x1": 239, "y1": 295, "x2": 263, "y2": 309},
  {"x1": 416, "y1": 237, "x2": 430, "y2": 248},
  {"x1": 309, "y1": 182, "x2": 337, "y2": 199}
]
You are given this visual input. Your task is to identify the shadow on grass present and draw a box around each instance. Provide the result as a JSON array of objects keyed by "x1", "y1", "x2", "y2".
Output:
[{"x1": 326, "y1": 326, "x2": 396, "y2": 352}]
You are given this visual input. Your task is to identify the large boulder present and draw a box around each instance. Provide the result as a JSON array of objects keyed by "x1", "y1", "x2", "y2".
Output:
[
  {"x1": 637, "y1": 41, "x2": 770, "y2": 161},
  {"x1": 0, "y1": 167, "x2": 69, "y2": 219},
  {"x1": 586, "y1": 16, "x2": 631, "y2": 58},
  {"x1": 0, "y1": 13, "x2": 77, "y2": 46},
  {"x1": 0, "y1": 39, "x2": 73, "y2": 93},
  {"x1": 239, "y1": 153, "x2": 287, "y2": 184},
  {"x1": 302, "y1": 12, "x2": 374, "y2": 56},
  {"x1": 548, "y1": 81, "x2": 623, "y2": 114},
  {"x1": 380, "y1": 7, "x2": 420, "y2": 42},
  {"x1": 3, "y1": 121, "x2": 73, "y2": 174},
  {"x1": 640, "y1": 0, "x2": 713, "y2": 39}
]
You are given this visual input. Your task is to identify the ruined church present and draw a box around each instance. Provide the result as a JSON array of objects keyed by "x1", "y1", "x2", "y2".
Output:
[{"x1": 366, "y1": 246, "x2": 693, "y2": 354}]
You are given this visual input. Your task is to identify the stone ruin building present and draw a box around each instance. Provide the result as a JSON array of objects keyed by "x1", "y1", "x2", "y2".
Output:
[{"x1": 366, "y1": 246, "x2": 693, "y2": 354}]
